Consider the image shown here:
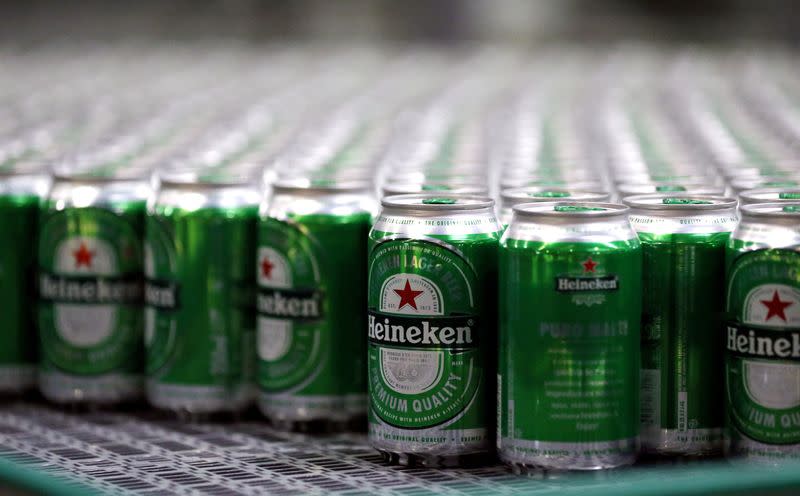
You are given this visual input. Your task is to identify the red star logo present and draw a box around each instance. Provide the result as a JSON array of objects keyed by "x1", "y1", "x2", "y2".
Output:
[
  {"x1": 261, "y1": 257, "x2": 274, "y2": 279},
  {"x1": 394, "y1": 279, "x2": 424, "y2": 310},
  {"x1": 73, "y1": 243, "x2": 94, "y2": 268},
  {"x1": 582, "y1": 257, "x2": 598, "y2": 273},
  {"x1": 761, "y1": 290, "x2": 793, "y2": 322}
]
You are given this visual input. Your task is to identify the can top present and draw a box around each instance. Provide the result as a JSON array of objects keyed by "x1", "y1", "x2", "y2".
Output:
[
  {"x1": 740, "y1": 202, "x2": 800, "y2": 220},
  {"x1": 623, "y1": 194, "x2": 737, "y2": 211},
  {"x1": 382, "y1": 182, "x2": 488, "y2": 196},
  {"x1": 158, "y1": 167, "x2": 256, "y2": 187},
  {"x1": 273, "y1": 176, "x2": 372, "y2": 193},
  {"x1": 740, "y1": 187, "x2": 800, "y2": 205},
  {"x1": 616, "y1": 182, "x2": 724, "y2": 197},
  {"x1": 381, "y1": 194, "x2": 494, "y2": 211},
  {"x1": 501, "y1": 187, "x2": 609, "y2": 205},
  {"x1": 512, "y1": 202, "x2": 628, "y2": 220}
]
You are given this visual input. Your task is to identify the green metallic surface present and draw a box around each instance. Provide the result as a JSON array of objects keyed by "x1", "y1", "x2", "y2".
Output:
[
  {"x1": 257, "y1": 212, "x2": 371, "y2": 409},
  {"x1": 145, "y1": 204, "x2": 257, "y2": 392},
  {"x1": 639, "y1": 231, "x2": 730, "y2": 434},
  {"x1": 499, "y1": 239, "x2": 642, "y2": 444},
  {"x1": 0, "y1": 195, "x2": 40, "y2": 375}
]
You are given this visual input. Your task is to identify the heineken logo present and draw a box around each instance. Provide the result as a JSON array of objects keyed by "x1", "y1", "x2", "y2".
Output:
[
  {"x1": 72, "y1": 242, "x2": 95, "y2": 268},
  {"x1": 760, "y1": 290, "x2": 793, "y2": 322},
  {"x1": 258, "y1": 288, "x2": 323, "y2": 320},
  {"x1": 144, "y1": 280, "x2": 180, "y2": 310},
  {"x1": 39, "y1": 273, "x2": 143, "y2": 304},
  {"x1": 368, "y1": 312, "x2": 477, "y2": 348},
  {"x1": 555, "y1": 257, "x2": 619, "y2": 292},
  {"x1": 726, "y1": 323, "x2": 800, "y2": 361}
]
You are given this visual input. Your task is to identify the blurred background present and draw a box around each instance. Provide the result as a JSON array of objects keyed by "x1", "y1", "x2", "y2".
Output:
[{"x1": 1, "y1": 0, "x2": 799, "y2": 45}]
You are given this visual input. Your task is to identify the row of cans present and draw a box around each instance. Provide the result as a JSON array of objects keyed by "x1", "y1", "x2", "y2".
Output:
[{"x1": 1, "y1": 47, "x2": 799, "y2": 473}]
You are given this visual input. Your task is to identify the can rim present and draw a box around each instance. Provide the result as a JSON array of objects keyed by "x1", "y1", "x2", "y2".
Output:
[
  {"x1": 622, "y1": 193, "x2": 737, "y2": 210},
  {"x1": 158, "y1": 168, "x2": 257, "y2": 187},
  {"x1": 382, "y1": 183, "x2": 489, "y2": 196},
  {"x1": 739, "y1": 187, "x2": 800, "y2": 203},
  {"x1": 381, "y1": 193, "x2": 494, "y2": 210},
  {"x1": 501, "y1": 187, "x2": 609, "y2": 204},
  {"x1": 740, "y1": 202, "x2": 800, "y2": 218},
  {"x1": 512, "y1": 201, "x2": 629, "y2": 218}
]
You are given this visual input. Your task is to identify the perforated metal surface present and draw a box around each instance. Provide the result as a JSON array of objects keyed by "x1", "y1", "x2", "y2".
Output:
[{"x1": 0, "y1": 403, "x2": 798, "y2": 496}]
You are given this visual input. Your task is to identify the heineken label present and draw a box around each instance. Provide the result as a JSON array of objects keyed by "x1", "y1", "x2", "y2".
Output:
[
  {"x1": 499, "y1": 240, "x2": 641, "y2": 452},
  {"x1": 368, "y1": 236, "x2": 495, "y2": 448},
  {"x1": 726, "y1": 248, "x2": 800, "y2": 445},
  {"x1": 0, "y1": 195, "x2": 39, "y2": 379},
  {"x1": 145, "y1": 206, "x2": 256, "y2": 399},
  {"x1": 638, "y1": 231, "x2": 729, "y2": 444},
  {"x1": 257, "y1": 213, "x2": 370, "y2": 417},
  {"x1": 38, "y1": 205, "x2": 144, "y2": 376}
]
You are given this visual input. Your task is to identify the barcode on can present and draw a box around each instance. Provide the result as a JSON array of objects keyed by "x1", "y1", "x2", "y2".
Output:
[{"x1": 641, "y1": 369, "x2": 660, "y2": 427}]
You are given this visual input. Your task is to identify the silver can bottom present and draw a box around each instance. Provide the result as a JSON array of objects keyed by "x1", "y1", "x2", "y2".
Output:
[
  {"x1": 641, "y1": 427, "x2": 723, "y2": 457},
  {"x1": 499, "y1": 437, "x2": 638, "y2": 471},
  {"x1": 369, "y1": 422, "x2": 491, "y2": 466},
  {"x1": 727, "y1": 429, "x2": 800, "y2": 464},
  {"x1": 146, "y1": 380, "x2": 250, "y2": 415},
  {"x1": 258, "y1": 392, "x2": 364, "y2": 432},
  {"x1": 40, "y1": 371, "x2": 142, "y2": 405},
  {"x1": 0, "y1": 365, "x2": 36, "y2": 394}
]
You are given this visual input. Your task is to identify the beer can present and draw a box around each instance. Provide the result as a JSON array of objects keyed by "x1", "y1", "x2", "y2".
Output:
[
  {"x1": 728, "y1": 177, "x2": 800, "y2": 198},
  {"x1": 145, "y1": 170, "x2": 258, "y2": 416},
  {"x1": 615, "y1": 183, "x2": 725, "y2": 203},
  {"x1": 624, "y1": 194, "x2": 739, "y2": 456},
  {"x1": 498, "y1": 202, "x2": 642, "y2": 471},
  {"x1": 381, "y1": 182, "x2": 488, "y2": 199},
  {"x1": 367, "y1": 194, "x2": 501, "y2": 467},
  {"x1": 498, "y1": 187, "x2": 610, "y2": 226},
  {"x1": 257, "y1": 177, "x2": 377, "y2": 431},
  {"x1": 0, "y1": 164, "x2": 50, "y2": 394},
  {"x1": 740, "y1": 188, "x2": 800, "y2": 206},
  {"x1": 38, "y1": 170, "x2": 149, "y2": 405},
  {"x1": 725, "y1": 202, "x2": 800, "y2": 463}
]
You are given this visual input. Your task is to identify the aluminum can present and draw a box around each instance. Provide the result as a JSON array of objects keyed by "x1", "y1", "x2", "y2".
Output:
[
  {"x1": 498, "y1": 202, "x2": 642, "y2": 471},
  {"x1": 145, "y1": 171, "x2": 258, "y2": 415},
  {"x1": 257, "y1": 177, "x2": 377, "y2": 431},
  {"x1": 740, "y1": 188, "x2": 800, "y2": 206},
  {"x1": 367, "y1": 194, "x2": 501, "y2": 467},
  {"x1": 381, "y1": 182, "x2": 488, "y2": 199},
  {"x1": 625, "y1": 194, "x2": 739, "y2": 456},
  {"x1": 0, "y1": 164, "x2": 50, "y2": 394},
  {"x1": 728, "y1": 177, "x2": 800, "y2": 197},
  {"x1": 498, "y1": 187, "x2": 610, "y2": 226},
  {"x1": 38, "y1": 172, "x2": 149, "y2": 405},
  {"x1": 725, "y1": 202, "x2": 800, "y2": 463}
]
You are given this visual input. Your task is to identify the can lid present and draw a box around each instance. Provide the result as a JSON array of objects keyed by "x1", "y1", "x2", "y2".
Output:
[
  {"x1": 623, "y1": 194, "x2": 737, "y2": 210},
  {"x1": 273, "y1": 176, "x2": 372, "y2": 193},
  {"x1": 381, "y1": 194, "x2": 494, "y2": 211},
  {"x1": 616, "y1": 182, "x2": 724, "y2": 197},
  {"x1": 501, "y1": 187, "x2": 609, "y2": 205},
  {"x1": 512, "y1": 201, "x2": 628, "y2": 219},
  {"x1": 158, "y1": 167, "x2": 257, "y2": 187},
  {"x1": 740, "y1": 187, "x2": 800, "y2": 204},
  {"x1": 382, "y1": 182, "x2": 488, "y2": 196},
  {"x1": 740, "y1": 202, "x2": 800, "y2": 219}
]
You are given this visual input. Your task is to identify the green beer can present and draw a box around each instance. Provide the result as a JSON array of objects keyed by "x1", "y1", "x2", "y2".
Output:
[
  {"x1": 368, "y1": 194, "x2": 501, "y2": 467},
  {"x1": 739, "y1": 188, "x2": 800, "y2": 206},
  {"x1": 499, "y1": 202, "x2": 642, "y2": 471},
  {"x1": 38, "y1": 171, "x2": 149, "y2": 405},
  {"x1": 145, "y1": 170, "x2": 258, "y2": 415},
  {"x1": 625, "y1": 194, "x2": 739, "y2": 456},
  {"x1": 257, "y1": 177, "x2": 377, "y2": 431},
  {"x1": 725, "y1": 202, "x2": 800, "y2": 462},
  {"x1": 0, "y1": 165, "x2": 50, "y2": 394}
]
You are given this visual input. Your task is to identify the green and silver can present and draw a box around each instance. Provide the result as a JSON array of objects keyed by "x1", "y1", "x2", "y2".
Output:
[
  {"x1": 257, "y1": 177, "x2": 377, "y2": 431},
  {"x1": 0, "y1": 165, "x2": 50, "y2": 394},
  {"x1": 498, "y1": 202, "x2": 642, "y2": 471},
  {"x1": 498, "y1": 187, "x2": 610, "y2": 226},
  {"x1": 625, "y1": 194, "x2": 739, "y2": 457},
  {"x1": 367, "y1": 194, "x2": 501, "y2": 467},
  {"x1": 145, "y1": 170, "x2": 258, "y2": 415},
  {"x1": 38, "y1": 171, "x2": 149, "y2": 405},
  {"x1": 725, "y1": 202, "x2": 800, "y2": 463}
]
